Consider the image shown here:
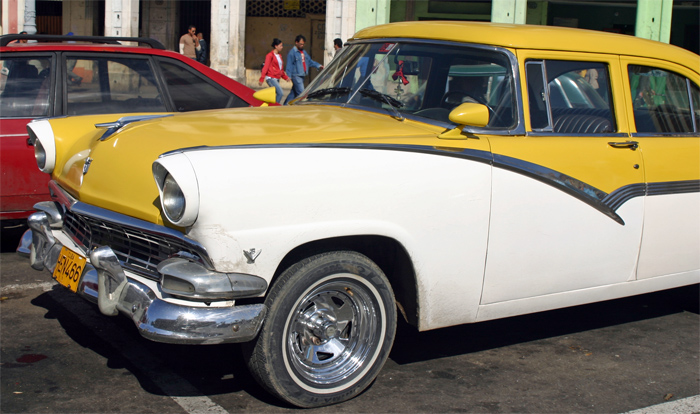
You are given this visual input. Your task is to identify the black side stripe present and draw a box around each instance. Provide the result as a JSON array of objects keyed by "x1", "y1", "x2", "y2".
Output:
[
  {"x1": 171, "y1": 142, "x2": 699, "y2": 225},
  {"x1": 603, "y1": 184, "x2": 646, "y2": 212}
]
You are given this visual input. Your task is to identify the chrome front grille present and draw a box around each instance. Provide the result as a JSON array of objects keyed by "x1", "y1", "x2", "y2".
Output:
[{"x1": 63, "y1": 209, "x2": 206, "y2": 280}]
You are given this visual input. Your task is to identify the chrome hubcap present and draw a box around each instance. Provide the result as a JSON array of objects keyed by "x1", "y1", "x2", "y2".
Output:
[{"x1": 286, "y1": 277, "x2": 381, "y2": 386}]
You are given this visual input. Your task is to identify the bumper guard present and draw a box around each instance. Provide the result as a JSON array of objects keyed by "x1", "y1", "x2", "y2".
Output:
[{"x1": 18, "y1": 211, "x2": 267, "y2": 345}]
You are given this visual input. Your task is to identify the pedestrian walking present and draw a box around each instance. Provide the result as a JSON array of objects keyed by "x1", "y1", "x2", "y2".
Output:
[
  {"x1": 259, "y1": 38, "x2": 290, "y2": 104},
  {"x1": 284, "y1": 34, "x2": 323, "y2": 104}
]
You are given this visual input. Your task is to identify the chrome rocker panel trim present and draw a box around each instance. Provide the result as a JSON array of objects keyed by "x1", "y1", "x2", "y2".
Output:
[{"x1": 20, "y1": 211, "x2": 267, "y2": 345}]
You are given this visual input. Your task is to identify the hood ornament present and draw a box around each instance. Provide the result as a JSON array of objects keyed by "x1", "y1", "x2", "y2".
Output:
[
  {"x1": 82, "y1": 157, "x2": 93, "y2": 175},
  {"x1": 95, "y1": 114, "x2": 173, "y2": 141}
]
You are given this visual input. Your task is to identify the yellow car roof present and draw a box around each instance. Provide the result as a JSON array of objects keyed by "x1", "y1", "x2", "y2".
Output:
[{"x1": 352, "y1": 21, "x2": 699, "y2": 74}]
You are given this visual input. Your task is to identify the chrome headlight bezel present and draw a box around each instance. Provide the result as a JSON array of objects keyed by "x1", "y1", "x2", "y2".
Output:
[
  {"x1": 27, "y1": 119, "x2": 56, "y2": 173},
  {"x1": 153, "y1": 154, "x2": 200, "y2": 227}
]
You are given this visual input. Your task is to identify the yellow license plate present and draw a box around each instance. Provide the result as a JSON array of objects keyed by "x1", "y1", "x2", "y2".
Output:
[{"x1": 52, "y1": 246, "x2": 87, "y2": 293}]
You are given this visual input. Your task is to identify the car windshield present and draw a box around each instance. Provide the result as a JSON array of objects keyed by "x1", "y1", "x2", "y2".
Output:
[{"x1": 295, "y1": 41, "x2": 517, "y2": 129}]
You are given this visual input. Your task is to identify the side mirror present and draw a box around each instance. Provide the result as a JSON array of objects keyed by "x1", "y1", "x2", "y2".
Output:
[
  {"x1": 253, "y1": 87, "x2": 277, "y2": 105},
  {"x1": 448, "y1": 102, "x2": 489, "y2": 127}
]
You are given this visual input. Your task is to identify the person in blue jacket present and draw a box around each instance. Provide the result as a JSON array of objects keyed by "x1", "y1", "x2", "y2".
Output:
[{"x1": 284, "y1": 34, "x2": 323, "y2": 104}]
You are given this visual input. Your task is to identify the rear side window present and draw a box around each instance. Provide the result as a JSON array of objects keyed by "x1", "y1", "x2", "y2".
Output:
[
  {"x1": 526, "y1": 60, "x2": 614, "y2": 134},
  {"x1": 157, "y1": 59, "x2": 246, "y2": 111},
  {"x1": 629, "y1": 65, "x2": 698, "y2": 133},
  {"x1": 0, "y1": 56, "x2": 52, "y2": 117},
  {"x1": 65, "y1": 56, "x2": 166, "y2": 115}
]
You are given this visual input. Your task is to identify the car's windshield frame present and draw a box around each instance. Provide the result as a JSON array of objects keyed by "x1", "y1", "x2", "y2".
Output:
[{"x1": 294, "y1": 38, "x2": 526, "y2": 135}]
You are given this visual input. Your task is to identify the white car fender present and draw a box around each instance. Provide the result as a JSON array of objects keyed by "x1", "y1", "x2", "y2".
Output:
[{"x1": 182, "y1": 145, "x2": 493, "y2": 329}]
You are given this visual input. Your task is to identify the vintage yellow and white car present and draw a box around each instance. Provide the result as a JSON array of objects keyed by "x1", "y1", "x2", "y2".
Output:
[{"x1": 19, "y1": 21, "x2": 699, "y2": 407}]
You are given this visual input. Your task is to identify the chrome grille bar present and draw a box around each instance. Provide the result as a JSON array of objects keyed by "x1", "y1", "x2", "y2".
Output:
[
  {"x1": 63, "y1": 209, "x2": 210, "y2": 280},
  {"x1": 48, "y1": 181, "x2": 212, "y2": 281}
]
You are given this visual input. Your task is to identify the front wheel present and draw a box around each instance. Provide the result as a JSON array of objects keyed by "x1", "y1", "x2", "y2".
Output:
[{"x1": 244, "y1": 251, "x2": 397, "y2": 407}]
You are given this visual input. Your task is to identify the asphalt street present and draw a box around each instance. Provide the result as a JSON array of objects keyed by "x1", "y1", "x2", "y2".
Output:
[{"x1": 1, "y1": 245, "x2": 699, "y2": 413}]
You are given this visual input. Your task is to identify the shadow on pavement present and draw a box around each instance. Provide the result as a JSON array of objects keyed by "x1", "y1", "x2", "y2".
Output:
[
  {"x1": 29, "y1": 279, "x2": 698, "y2": 405},
  {"x1": 1, "y1": 222, "x2": 26, "y2": 253},
  {"x1": 30, "y1": 287, "x2": 286, "y2": 407}
]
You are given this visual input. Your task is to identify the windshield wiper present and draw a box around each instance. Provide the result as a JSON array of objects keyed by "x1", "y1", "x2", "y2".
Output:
[
  {"x1": 358, "y1": 88, "x2": 405, "y2": 121},
  {"x1": 359, "y1": 88, "x2": 404, "y2": 108},
  {"x1": 305, "y1": 87, "x2": 351, "y2": 100}
]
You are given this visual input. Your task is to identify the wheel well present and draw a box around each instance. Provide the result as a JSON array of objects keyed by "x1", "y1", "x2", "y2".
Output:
[{"x1": 273, "y1": 235, "x2": 419, "y2": 327}]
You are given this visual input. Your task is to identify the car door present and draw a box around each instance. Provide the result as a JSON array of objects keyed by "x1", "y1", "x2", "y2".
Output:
[
  {"x1": 621, "y1": 57, "x2": 700, "y2": 280},
  {"x1": 0, "y1": 52, "x2": 55, "y2": 220},
  {"x1": 480, "y1": 52, "x2": 645, "y2": 309}
]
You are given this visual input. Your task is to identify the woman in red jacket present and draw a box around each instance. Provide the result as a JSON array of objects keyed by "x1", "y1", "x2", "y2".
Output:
[{"x1": 259, "y1": 38, "x2": 290, "y2": 104}]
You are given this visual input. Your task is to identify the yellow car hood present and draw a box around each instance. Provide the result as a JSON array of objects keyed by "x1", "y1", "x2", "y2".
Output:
[{"x1": 49, "y1": 105, "x2": 444, "y2": 224}]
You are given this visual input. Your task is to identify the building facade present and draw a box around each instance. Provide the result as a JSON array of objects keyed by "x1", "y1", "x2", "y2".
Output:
[{"x1": 2, "y1": 0, "x2": 698, "y2": 89}]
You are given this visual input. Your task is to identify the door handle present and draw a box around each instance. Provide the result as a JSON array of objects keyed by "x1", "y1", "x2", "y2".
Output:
[{"x1": 608, "y1": 141, "x2": 639, "y2": 150}]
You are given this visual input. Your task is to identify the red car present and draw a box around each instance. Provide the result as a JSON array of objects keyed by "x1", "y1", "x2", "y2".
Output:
[{"x1": 0, "y1": 34, "x2": 262, "y2": 232}]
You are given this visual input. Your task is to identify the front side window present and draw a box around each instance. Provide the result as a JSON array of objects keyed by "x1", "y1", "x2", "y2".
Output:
[
  {"x1": 629, "y1": 65, "x2": 698, "y2": 133},
  {"x1": 65, "y1": 56, "x2": 166, "y2": 115},
  {"x1": 0, "y1": 56, "x2": 52, "y2": 117},
  {"x1": 296, "y1": 41, "x2": 517, "y2": 129},
  {"x1": 526, "y1": 60, "x2": 614, "y2": 134}
]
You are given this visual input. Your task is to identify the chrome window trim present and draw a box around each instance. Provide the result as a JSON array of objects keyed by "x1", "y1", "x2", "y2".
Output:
[
  {"x1": 527, "y1": 132, "x2": 629, "y2": 138},
  {"x1": 526, "y1": 60, "x2": 554, "y2": 133},
  {"x1": 686, "y1": 78, "x2": 697, "y2": 132},
  {"x1": 630, "y1": 132, "x2": 700, "y2": 138}
]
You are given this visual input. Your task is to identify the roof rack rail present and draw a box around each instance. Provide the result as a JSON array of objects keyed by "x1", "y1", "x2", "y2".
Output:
[{"x1": 0, "y1": 34, "x2": 165, "y2": 49}]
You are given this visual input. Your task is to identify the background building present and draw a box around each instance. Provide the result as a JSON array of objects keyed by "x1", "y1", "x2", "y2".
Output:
[{"x1": 2, "y1": 0, "x2": 698, "y2": 89}]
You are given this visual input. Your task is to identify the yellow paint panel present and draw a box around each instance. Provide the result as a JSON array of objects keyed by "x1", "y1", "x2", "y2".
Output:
[{"x1": 488, "y1": 135, "x2": 643, "y2": 195}]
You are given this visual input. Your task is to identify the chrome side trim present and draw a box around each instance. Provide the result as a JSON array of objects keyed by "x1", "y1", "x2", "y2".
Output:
[
  {"x1": 647, "y1": 180, "x2": 700, "y2": 196},
  {"x1": 527, "y1": 132, "x2": 629, "y2": 138},
  {"x1": 602, "y1": 180, "x2": 700, "y2": 211},
  {"x1": 630, "y1": 132, "x2": 700, "y2": 138},
  {"x1": 603, "y1": 184, "x2": 646, "y2": 211},
  {"x1": 159, "y1": 142, "x2": 495, "y2": 165}
]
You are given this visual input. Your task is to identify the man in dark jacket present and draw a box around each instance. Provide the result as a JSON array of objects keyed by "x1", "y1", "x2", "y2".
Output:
[{"x1": 196, "y1": 32, "x2": 208, "y2": 65}]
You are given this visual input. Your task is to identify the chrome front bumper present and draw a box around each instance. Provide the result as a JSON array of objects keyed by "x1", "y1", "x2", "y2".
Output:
[{"x1": 17, "y1": 211, "x2": 267, "y2": 345}]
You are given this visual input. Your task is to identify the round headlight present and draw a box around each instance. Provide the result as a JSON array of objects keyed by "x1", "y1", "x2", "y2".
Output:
[
  {"x1": 35, "y1": 140, "x2": 46, "y2": 170},
  {"x1": 162, "y1": 174, "x2": 186, "y2": 222}
]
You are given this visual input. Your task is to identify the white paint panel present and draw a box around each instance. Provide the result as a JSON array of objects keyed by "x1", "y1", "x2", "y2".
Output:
[
  {"x1": 483, "y1": 168, "x2": 643, "y2": 305},
  {"x1": 183, "y1": 147, "x2": 492, "y2": 330},
  {"x1": 477, "y1": 270, "x2": 698, "y2": 322},
  {"x1": 637, "y1": 193, "x2": 700, "y2": 279}
]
